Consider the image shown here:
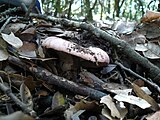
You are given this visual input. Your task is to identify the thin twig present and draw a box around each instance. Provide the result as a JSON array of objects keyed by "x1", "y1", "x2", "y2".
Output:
[
  {"x1": 0, "y1": 7, "x2": 21, "y2": 16},
  {"x1": 0, "y1": 17, "x2": 15, "y2": 33},
  {"x1": 25, "y1": 0, "x2": 36, "y2": 18},
  {"x1": 115, "y1": 61, "x2": 160, "y2": 93},
  {"x1": 8, "y1": 56, "x2": 107, "y2": 100},
  {"x1": 0, "y1": 77, "x2": 36, "y2": 116}
]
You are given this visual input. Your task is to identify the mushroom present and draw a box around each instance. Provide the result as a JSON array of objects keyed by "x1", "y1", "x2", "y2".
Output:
[
  {"x1": 42, "y1": 36, "x2": 110, "y2": 80},
  {"x1": 42, "y1": 36, "x2": 110, "y2": 64}
]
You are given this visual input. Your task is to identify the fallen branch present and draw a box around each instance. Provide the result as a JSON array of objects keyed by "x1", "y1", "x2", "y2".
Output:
[
  {"x1": 0, "y1": 7, "x2": 21, "y2": 16},
  {"x1": 0, "y1": 17, "x2": 15, "y2": 33},
  {"x1": 25, "y1": 0, "x2": 36, "y2": 18},
  {"x1": 0, "y1": 78, "x2": 36, "y2": 116},
  {"x1": 8, "y1": 56, "x2": 107, "y2": 100},
  {"x1": 29, "y1": 13, "x2": 160, "y2": 85},
  {"x1": 115, "y1": 61, "x2": 160, "y2": 93}
]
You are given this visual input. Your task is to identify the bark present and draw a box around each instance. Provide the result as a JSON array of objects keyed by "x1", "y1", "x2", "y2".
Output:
[
  {"x1": 99, "y1": 0, "x2": 104, "y2": 20},
  {"x1": 67, "y1": 0, "x2": 73, "y2": 19},
  {"x1": 84, "y1": 0, "x2": 97, "y2": 21},
  {"x1": 0, "y1": 81, "x2": 35, "y2": 116},
  {"x1": 8, "y1": 56, "x2": 107, "y2": 100},
  {"x1": 54, "y1": 0, "x2": 61, "y2": 17}
]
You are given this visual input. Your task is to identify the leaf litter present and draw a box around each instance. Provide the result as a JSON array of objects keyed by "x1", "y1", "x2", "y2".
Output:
[{"x1": 0, "y1": 8, "x2": 159, "y2": 120}]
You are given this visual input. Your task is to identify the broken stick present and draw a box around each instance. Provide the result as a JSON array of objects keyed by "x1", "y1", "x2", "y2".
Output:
[{"x1": 8, "y1": 56, "x2": 107, "y2": 100}]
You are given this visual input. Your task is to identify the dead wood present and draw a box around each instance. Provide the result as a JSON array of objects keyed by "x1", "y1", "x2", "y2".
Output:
[
  {"x1": 8, "y1": 56, "x2": 107, "y2": 100},
  {"x1": 115, "y1": 61, "x2": 160, "y2": 93},
  {"x1": 30, "y1": 13, "x2": 160, "y2": 86},
  {"x1": 0, "y1": 79, "x2": 36, "y2": 116}
]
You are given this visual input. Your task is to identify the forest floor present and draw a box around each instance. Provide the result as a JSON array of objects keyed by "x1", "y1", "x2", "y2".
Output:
[{"x1": 0, "y1": 6, "x2": 160, "y2": 120}]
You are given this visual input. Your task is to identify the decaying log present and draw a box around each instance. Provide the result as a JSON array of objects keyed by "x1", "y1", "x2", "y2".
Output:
[
  {"x1": 30, "y1": 13, "x2": 160, "y2": 86},
  {"x1": 8, "y1": 56, "x2": 107, "y2": 100}
]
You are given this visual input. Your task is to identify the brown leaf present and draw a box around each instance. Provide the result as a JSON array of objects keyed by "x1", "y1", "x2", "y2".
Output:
[
  {"x1": 79, "y1": 71, "x2": 104, "y2": 88},
  {"x1": 18, "y1": 41, "x2": 37, "y2": 58},
  {"x1": 20, "y1": 83, "x2": 33, "y2": 109},
  {"x1": 74, "y1": 100, "x2": 99, "y2": 111},
  {"x1": 132, "y1": 83, "x2": 159, "y2": 111},
  {"x1": 24, "y1": 75, "x2": 36, "y2": 91},
  {"x1": 19, "y1": 27, "x2": 36, "y2": 41},
  {"x1": 141, "y1": 10, "x2": 160, "y2": 23}
]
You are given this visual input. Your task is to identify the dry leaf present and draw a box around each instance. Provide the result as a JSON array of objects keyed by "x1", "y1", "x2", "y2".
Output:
[
  {"x1": 56, "y1": 31, "x2": 79, "y2": 38},
  {"x1": 101, "y1": 108, "x2": 114, "y2": 120},
  {"x1": 20, "y1": 83, "x2": 33, "y2": 109},
  {"x1": 102, "y1": 82, "x2": 129, "y2": 93},
  {"x1": 37, "y1": 46, "x2": 45, "y2": 58},
  {"x1": 100, "y1": 95, "x2": 120, "y2": 118},
  {"x1": 142, "y1": 42, "x2": 160, "y2": 59},
  {"x1": 51, "y1": 91, "x2": 65, "y2": 109},
  {"x1": 0, "y1": 48, "x2": 9, "y2": 61},
  {"x1": 135, "y1": 44, "x2": 148, "y2": 52},
  {"x1": 112, "y1": 21, "x2": 136, "y2": 34},
  {"x1": 65, "y1": 105, "x2": 77, "y2": 120},
  {"x1": 71, "y1": 110, "x2": 85, "y2": 120},
  {"x1": 100, "y1": 64, "x2": 117, "y2": 74},
  {"x1": 24, "y1": 76, "x2": 36, "y2": 91},
  {"x1": 141, "y1": 10, "x2": 160, "y2": 23},
  {"x1": 1, "y1": 32, "x2": 23, "y2": 48},
  {"x1": 132, "y1": 83, "x2": 159, "y2": 111},
  {"x1": 110, "y1": 87, "x2": 151, "y2": 95},
  {"x1": 80, "y1": 71, "x2": 104, "y2": 88},
  {"x1": 65, "y1": 100, "x2": 99, "y2": 120},
  {"x1": 19, "y1": 27, "x2": 36, "y2": 41},
  {"x1": 0, "y1": 37, "x2": 7, "y2": 49},
  {"x1": 146, "y1": 110, "x2": 160, "y2": 120},
  {"x1": 18, "y1": 41, "x2": 37, "y2": 58},
  {"x1": 114, "y1": 94, "x2": 151, "y2": 109},
  {"x1": 2, "y1": 23, "x2": 26, "y2": 34}
]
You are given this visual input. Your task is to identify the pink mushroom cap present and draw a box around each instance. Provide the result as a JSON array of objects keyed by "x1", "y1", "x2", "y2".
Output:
[{"x1": 42, "y1": 36, "x2": 110, "y2": 64}]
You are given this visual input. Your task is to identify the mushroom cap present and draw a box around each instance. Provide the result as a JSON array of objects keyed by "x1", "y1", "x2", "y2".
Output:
[{"x1": 42, "y1": 36, "x2": 110, "y2": 64}]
